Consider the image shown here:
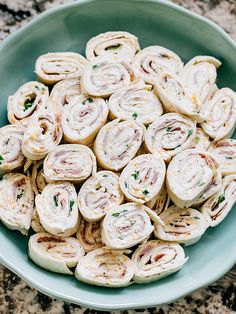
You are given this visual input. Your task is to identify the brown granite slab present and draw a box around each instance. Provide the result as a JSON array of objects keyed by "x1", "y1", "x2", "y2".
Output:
[{"x1": 0, "y1": 0, "x2": 235, "y2": 313}]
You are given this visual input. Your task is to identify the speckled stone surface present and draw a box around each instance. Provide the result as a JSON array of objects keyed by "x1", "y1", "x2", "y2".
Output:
[{"x1": 0, "y1": 0, "x2": 235, "y2": 313}]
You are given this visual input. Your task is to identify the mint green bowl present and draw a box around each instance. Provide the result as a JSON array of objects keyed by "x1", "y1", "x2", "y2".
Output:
[{"x1": 0, "y1": 0, "x2": 236, "y2": 310}]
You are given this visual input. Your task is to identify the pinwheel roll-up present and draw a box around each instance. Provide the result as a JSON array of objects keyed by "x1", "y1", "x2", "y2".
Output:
[
  {"x1": 132, "y1": 240, "x2": 188, "y2": 283},
  {"x1": 86, "y1": 31, "x2": 140, "y2": 62},
  {"x1": 49, "y1": 78, "x2": 81, "y2": 118},
  {"x1": 180, "y1": 56, "x2": 221, "y2": 103},
  {"x1": 29, "y1": 233, "x2": 84, "y2": 275},
  {"x1": 31, "y1": 208, "x2": 45, "y2": 233},
  {"x1": 35, "y1": 52, "x2": 88, "y2": 85},
  {"x1": 146, "y1": 186, "x2": 170, "y2": 216},
  {"x1": 30, "y1": 160, "x2": 47, "y2": 195},
  {"x1": 155, "y1": 206, "x2": 208, "y2": 245},
  {"x1": 82, "y1": 55, "x2": 132, "y2": 97},
  {"x1": 101, "y1": 203, "x2": 163, "y2": 249},
  {"x1": 201, "y1": 88, "x2": 236, "y2": 140},
  {"x1": 8, "y1": 81, "x2": 49, "y2": 127},
  {"x1": 201, "y1": 174, "x2": 236, "y2": 227},
  {"x1": 144, "y1": 113, "x2": 196, "y2": 162},
  {"x1": 44, "y1": 144, "x2": 97, "y2": 183},
  {"x1": 78, "y1": 171, "x2": 124, "y2": 222},
  {"x1": 166, "y1": 149, "x2": 222, "y2": 208},
  {"x1": 75, "y1": 247, "x2": 135, "y2": 287},
  {"x1": 0, "y1": 124, "x2": 25, "y2": 173},
  {"x1": 108, "y1": 81, "x2": 163, "y2": 125},
  {"x1": 22, "y1": 111, "x2": 63, "y2": 161},
  {"x1": 190, "y1": 127, "x2": 211, "y2": 151},
  {"x1": 35, "y1": 182, "x2": 79, "y2": 237},
  {"x1": 76, "y1": 219, "x2": 103, "y2": 252},
  {"x1": 94, "y1": 119, "x2": 144, "y2": 171},
  {"x1": 119, "y1": 154, "x2": 166, "y2": 204},
  {"x1": 132, "y1": 46, "x2": 183, "y2": 84},
  {"x1": 0, "y1": 173, "x2": 34, "y2": 235},
  {"x1": 61, "y1": 95, "x2": 109, "y2": 145},
  {"x1": 155, "y1": 73, "x2": 204, "y2": 122},
  {"x1": 208, "y1": 139, "x2": 236, "y2": 175}
]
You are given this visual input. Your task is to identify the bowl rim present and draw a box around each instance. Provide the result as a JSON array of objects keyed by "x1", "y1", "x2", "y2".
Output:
[{"x1": 0, "y1": 0, "x2": 235, "y2": 310}]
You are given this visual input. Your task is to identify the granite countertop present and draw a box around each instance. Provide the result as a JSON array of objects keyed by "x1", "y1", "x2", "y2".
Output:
[{"x1": 0, "y1": 0, "x2": 235, "y2": 313}]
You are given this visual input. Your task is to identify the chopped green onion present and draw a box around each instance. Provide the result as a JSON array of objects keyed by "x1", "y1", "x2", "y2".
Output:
[
  {"x1": 217, "y1": 194, "x2": 225, "y2": 204},
  {"x1": 82, "y1": 97, "x2": 93, "y2": 105},
  {"x1": 143, "y1": 189, "x2": 149, "y2": 196},
  {"x1": 53, "y1": 195, "x2": 58, "y2": 207},
  {"x1": 102, "y1": 174, "x2": 108, "y2": 177},
  {"x1": 188, "y1": 130, "x2": 193, "y2": 137},
  {"x1": 69, "y1": 200, "x2": 75, "y2": 211},
  {"x1": 132, "y1": 112, "x2": 138, "y2": 120},
  {"x1": 23, "y1": 102, "x2": 33, "y2": 112},
  {"x1": 16, "y1": 190, "x2": 24, "y2": 200},
  {"x1": 132, "y1": 170, "x2": 139, "y2": 180},
  {"x1": 112, "y1": 212, "x2": 120, "y2": 217}
]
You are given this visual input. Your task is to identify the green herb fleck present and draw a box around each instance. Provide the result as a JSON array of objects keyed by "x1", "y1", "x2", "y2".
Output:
[
  {"x1": 125, "y1": 182, "x2": 128, "y2": 188},
  {"x1": 92, "y1": 64, "x2": 98, "y2": 69},
  {"x1": 23, "y1": 102, "x2": 33, "y2": 112},
  {"x1": 53, "y1": 195, "x2": 58, "y2": 207},
  {"x1": 197, "y1": 181, "x2": 206, "y2": 187},
  {"x1": 132, "y1": 112, "x2": 138, "y2": 120},
  {"x1": 217, "y1": 194, "x2": 225, "y2": 204},
  {"x1": 16, "y1": 189, "x2": 24, "y2": 200},
  {"x1": 226, "y1": 156, "x2": 233, "y2": 160},
  {"x1": 112, "y1": 212, "x2": 120, "y2": 217},
  {"x1": 0, "y1": 155, "x2": 4, "y2": 165},
  {"x1": 143, "y1": 189, "x2": 149, "y2": 196},
  {"x1": 118, "y1": 236, "x2": 124, "y2": 240},
  {"x1": 102, "y1": 174, "x2": 108, "y2": 177},
  {"x1": 166, "y1": 127, "x2": 172, "y2": 132},
  {"x1": 82, "y1": 97, "x2": 93, "y2": 105},
  {"x1": 130, "y1": 220, "x2": 136, "y2": 226},
  {"x1": 132, "y1": 170, "x2": 139, "y2": 180},
  {"x1": 69, "y1": 200, "x2": 75, "y2": 212},
  {"x1": 107, "y1": 44, "x2": 121, "y2": 50},
  {"x1": 188, "y1": 130, "x2": 193, "y2": 137},
  {"x1": 193, "y1": 216, "x2": 200, "y2": 220}
]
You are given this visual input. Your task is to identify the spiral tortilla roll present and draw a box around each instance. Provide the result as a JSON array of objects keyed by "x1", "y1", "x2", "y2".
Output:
[
  {"x1": 75, "y1": 247, "x2": 135, "y2": 287},
  {"x1": 94, "y1": 119, "x2": 144, "y2": 171},
  {"x1": 43, "y1": 144, "x2": 97, "y2": 183},
  {"x1": 119, "y1": 154, "x2": 166, "y2": 204},
  {"x1": 101, "y1": 202, "x2": 163, "y2": 249},
  {"x1": 0, "y1": 124, "x2": 25, "y2": 173},
  {"x1": 82, "y1": 55, "x2": 132, "y2": 97},
  {"x1": 166, "y1": 149, "x2": 222, "y2": 208},
  {"x1": 155, "y1": 73, "x2": 204, "y2": 122},
  {"x1": 146, "y1": 186, "x2": 170, "y2": 216},
  {"x1": 132, "y1": 240, "x2": 188, "y2": 283},
  {"x1": 61, "y1": 95, "x2": 109, "y2": 145},
  {"x1": 35, "y1": 182, "x2": 79, "y2": 237},
  {"x1": 0, "y1": 173, "x2": 34, "y2": 235},
  {"x1": 180, "y1": 56, "x2": 221, "y2": 103},
  {"x1": 76, "y1": 219, "x2": 103, "y2": 252},
  {"x1": 190, "y1": 127, "x2": 211, "y2": 151},
  {"x1": 22, "y1": 111, "x2": 63, "y2": 161},
  {"x1": 78, "y1": 171, "x2": 124, "y2": 222},
  {"x1": 8, "y1": 81, "x2": 49, "y2": 127},
  {"x1": 31, "y1": 208, "x2": 45, "y2": 233},
  {"x1": 208, "y1": 139, "x2": 236, "y2": 175},
  {"x1": 86, "y1": 31, "x2": 140, "y2": 62},
  {"x1": 201, "y1": 174, "x2": 236, "y2": 227},
  {"x1": 145, "y1": 113, "x2": 196, "y2": 162},
  {"x1": 48, "y1": 78, "x2": 81, "y2": 118},
  {"x1": 108, "y1": 81, "x2": 163, "y2": 125},
  {"x1": 132, "y1": 46, "x2": 183, "y2": 84},
  {"x1": 155, "y1": 205, "x2": 208, "y2": 245},
  {"x1": 30, "y1": 160, "x2": 47, "y2": 195},
  {"x1": 201, "y1": 88, "x2": 236, "y2": 140},
  {"x1": 29, "y1": 233, "x2": 84, "y2": 275},
  {"x1": 35, "y1": 52, "x2": 88, "y2": 85}
]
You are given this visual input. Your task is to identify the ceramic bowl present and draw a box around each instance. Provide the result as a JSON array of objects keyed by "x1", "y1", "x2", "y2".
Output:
[{"x1": 0, "y1": 0, "x2": 236, "y2": 310}]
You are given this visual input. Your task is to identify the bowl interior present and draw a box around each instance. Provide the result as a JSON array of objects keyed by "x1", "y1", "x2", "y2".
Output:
[{"x1": 0, "y1": 0, "x2": 236, "y2": 310}]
